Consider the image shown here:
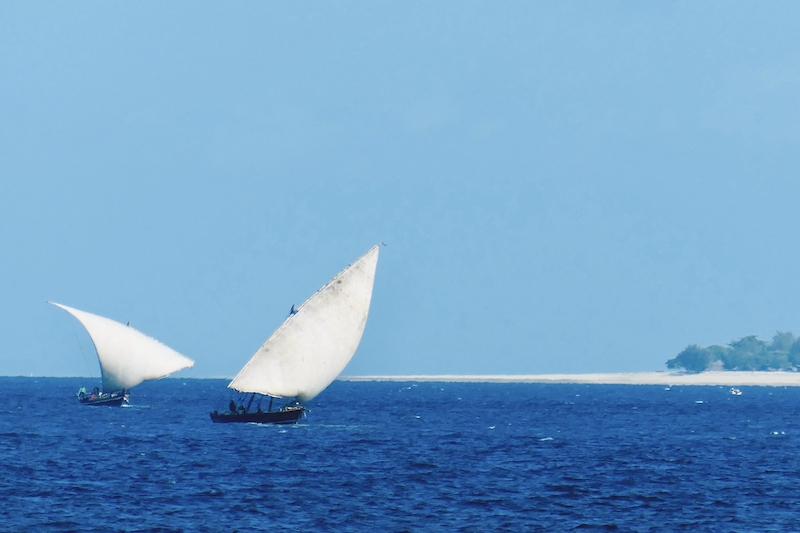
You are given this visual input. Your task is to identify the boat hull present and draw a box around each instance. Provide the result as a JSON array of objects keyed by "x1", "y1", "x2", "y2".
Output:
[
  {"x1": 79, "y1": 394, "x2": 127, "y2": 407},
  {"x1": 209, "y1": 407, "x2": 304, "y2": 424}
]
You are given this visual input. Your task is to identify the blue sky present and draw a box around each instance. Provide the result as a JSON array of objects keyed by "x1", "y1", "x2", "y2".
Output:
[{"x1": 2, "y1": 2, "x2": 800, "y2": 378}]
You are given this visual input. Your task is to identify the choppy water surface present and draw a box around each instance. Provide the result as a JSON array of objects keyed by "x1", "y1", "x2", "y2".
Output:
[{"x1": 2, "y1": 378, "x2": 799, "y2": 531}]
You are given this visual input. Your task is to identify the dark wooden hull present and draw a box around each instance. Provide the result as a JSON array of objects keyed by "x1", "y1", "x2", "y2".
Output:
[
  {"x1": 209, "y1": 407, "x2": 304, "y2": 424},
  {"x1": 79, "y1": 394, "x2": 127, "y2": 407}
]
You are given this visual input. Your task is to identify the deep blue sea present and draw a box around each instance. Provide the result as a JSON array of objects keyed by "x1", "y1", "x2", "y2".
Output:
[{"x1": 2, "y1": 378, "x2": 800, "y2": 532}]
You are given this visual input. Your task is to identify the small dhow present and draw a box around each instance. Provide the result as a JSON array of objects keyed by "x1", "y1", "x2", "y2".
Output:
[
  {"x1": 50, "y1": 302, "x2": 195, "y2": 406},
  {"x1": 210, "y1": 244, "x2": 380, "y2": 424}
]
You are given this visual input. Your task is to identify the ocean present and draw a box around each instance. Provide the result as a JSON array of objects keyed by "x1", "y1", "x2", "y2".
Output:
[{"x1": 1, "y1": 377, "x2": 798, "y2": 532}]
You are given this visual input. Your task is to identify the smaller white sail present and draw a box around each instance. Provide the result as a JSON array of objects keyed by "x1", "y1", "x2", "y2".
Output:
[
  {"x1": 228, "y1": 244, "x2": 380, "y2": 402},
  {"x1": 50, "y1": 302, "x2": 194, "y2": 392}
]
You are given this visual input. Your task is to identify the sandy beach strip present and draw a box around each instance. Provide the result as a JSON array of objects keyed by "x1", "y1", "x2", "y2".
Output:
[{"x1": 339, "y1": 371, "x2": 800, "y2": 386}]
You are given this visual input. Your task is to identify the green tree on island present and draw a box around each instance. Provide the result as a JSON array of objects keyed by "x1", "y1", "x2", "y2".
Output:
[{"x1": 667, "y1": 331, "x2": 800, "y2": 372}]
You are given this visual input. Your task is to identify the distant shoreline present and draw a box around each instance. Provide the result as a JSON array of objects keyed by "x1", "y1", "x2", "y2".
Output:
[
  {"x1": 6, "y1": 371, "x2": 800, "y2": 387},
  {"x1": 339, "y1": 371, "x2": 800, "y2": 387}
]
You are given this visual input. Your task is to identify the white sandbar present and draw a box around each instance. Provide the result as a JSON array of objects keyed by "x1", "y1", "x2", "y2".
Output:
[{"x1": 339, "y1": 371, "x2": 800, "y2": 386}]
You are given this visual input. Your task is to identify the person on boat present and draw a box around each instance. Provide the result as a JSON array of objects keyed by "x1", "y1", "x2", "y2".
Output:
[{"x1": 229, "y1": 400, "x2": 236, "y2": 413}]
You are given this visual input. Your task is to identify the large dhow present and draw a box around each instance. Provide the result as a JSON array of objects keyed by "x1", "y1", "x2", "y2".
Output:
[
  {"x1": 50, "y1": 302, "x2": 195, "y2": 406},
  {"x1": 211, "y1": 244, "x2": 380, "y2": 424}
]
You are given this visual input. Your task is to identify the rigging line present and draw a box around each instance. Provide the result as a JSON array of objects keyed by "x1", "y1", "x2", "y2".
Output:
[
  {"x1": 71, "y1": 321, "x2": 95, "y2": 379},
  {"x1": 182, "y1": 361, "x2": 195, "y2": 379},
  {"x1": 246, "y1": 393, "x2": 256, "y2": 412}
]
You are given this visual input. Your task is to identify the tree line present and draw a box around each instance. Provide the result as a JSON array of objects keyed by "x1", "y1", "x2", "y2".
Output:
[{"x1": 666, "y1": 332, "x2": 800, "y2": 372}]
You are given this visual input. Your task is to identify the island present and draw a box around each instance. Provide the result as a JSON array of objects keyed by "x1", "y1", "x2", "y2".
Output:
[{"x1": 666, "y1": 332, "x2": 800, "y2": 373}]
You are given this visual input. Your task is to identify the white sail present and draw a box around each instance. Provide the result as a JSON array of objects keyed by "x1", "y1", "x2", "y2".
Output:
[
  {"x1": 50, "y1": 302, "x2": 195, "y2": 392},
  {"x1": 228, "y1": 245, "x2": 380, "y2": 402}
]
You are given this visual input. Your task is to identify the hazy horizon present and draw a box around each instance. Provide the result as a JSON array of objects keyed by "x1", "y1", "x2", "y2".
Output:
[{"x1": 9, "y1": 369, "x2": 800, "y2": 389}]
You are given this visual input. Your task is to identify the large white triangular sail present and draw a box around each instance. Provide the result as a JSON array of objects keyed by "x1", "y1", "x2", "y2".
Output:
[
  {"x1": 50, "y1": 302, "x2": 195, "y2": 392},
  {"x1": 228, "y1": 245, "x2": 380, "y2": 402}
]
